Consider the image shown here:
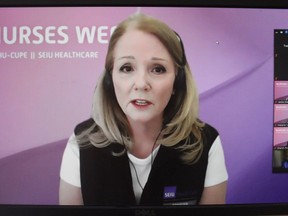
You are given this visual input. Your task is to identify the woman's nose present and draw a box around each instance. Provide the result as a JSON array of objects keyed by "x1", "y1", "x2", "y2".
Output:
[{"x1": 133, "y1": 71, "x2": 151, "y2": 91}]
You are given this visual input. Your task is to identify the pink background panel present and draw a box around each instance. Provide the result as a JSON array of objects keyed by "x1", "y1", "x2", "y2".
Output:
[
  {"x1": 274, "y1": 104, "x2": 288, "y2": 122},
  {"x1": 274, "y1": 127, "x2": 288, "y2": 146},
  {"x1": 274, "y1": 81, "x2": 288, "y2": 99}
]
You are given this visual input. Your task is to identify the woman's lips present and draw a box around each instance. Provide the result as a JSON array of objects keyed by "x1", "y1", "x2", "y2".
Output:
[{"x1": 131, "y1": 99, "x2": 152, "y2": 107}]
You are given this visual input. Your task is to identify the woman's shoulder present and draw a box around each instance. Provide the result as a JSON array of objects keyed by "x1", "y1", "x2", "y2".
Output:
[
  {"x1": 201, "y1": 122, "x2": 219, "y2": 139},
  {"x1": 74, "y1": 117, "x2": 95, "y2": 135},
  {"x1": 196, "y1": 121, "x2": 220, "y2": 149}
]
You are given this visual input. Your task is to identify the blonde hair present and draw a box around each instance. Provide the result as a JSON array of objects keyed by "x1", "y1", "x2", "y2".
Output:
[{"x1": 77, "y1": 13, "x2": 205, "y2": 164}]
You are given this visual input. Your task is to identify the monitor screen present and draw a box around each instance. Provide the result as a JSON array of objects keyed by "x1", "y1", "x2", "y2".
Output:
[{"x1": 1, "y1": 1, "x2": 288, "y2": 215}]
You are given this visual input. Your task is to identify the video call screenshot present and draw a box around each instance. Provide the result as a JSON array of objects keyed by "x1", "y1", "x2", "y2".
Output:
[{"x1": 0, "y1": 6, "x2": 288, "y2": 210}]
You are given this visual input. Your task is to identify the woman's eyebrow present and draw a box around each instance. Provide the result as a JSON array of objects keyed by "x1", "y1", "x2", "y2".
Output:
[
  {"x1": 116, "y1": 56, "x2": 168, "y2": 62},
  {"x1": 151, "y1": 57, "x2": 167, "y2": 62},
  {"x1": 116, "y1": 56, "x2": 135, "y2": 61}
]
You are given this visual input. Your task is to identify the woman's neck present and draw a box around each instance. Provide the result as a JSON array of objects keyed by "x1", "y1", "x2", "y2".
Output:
[{"x1": 128, "y1": 120, "x2": 163, "y2": 159}]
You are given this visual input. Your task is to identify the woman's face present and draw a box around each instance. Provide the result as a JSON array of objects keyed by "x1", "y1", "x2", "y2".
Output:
[{"x1": 112, "y1": 29, "x2": 176, "y2": 125}]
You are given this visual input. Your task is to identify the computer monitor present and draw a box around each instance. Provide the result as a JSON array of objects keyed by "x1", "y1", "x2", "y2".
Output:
[{"x1": 1, "y1": 0, "x2": 288, "y2": 215}]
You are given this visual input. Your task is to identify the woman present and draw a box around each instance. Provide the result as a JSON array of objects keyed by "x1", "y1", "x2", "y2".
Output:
[{"x1": 59, "y1": 12, "x2": 228, "y2": 206}]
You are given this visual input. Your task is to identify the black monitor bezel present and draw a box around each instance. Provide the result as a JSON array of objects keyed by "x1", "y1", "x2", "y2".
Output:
[
  {"x1": 0, "y1": 0, "x2": 288, "y2": 8},
  {"x1": 1, "y1": 204, "x2": 288, "y2": 216}
]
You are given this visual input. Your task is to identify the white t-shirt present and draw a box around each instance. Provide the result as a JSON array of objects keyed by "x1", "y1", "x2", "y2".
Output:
[{"x1": 60, "y1": 134, "x2": 228, "y2": 202}]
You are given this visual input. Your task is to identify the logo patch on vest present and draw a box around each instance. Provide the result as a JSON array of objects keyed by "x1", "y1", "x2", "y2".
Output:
[
  {"x1": 163, "y1": 186, "x2": 197, "y2": 205},
  {"x1": 163, "y1": 186, "x2": 177, "y2": 199}
]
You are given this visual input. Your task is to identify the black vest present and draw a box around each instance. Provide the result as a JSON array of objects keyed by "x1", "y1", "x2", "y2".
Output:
[{"x1": 75, "y1": 118, "x2": 218, "y2": 206}]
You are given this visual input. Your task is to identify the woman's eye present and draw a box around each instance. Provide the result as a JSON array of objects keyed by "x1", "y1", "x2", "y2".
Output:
[
  {"x1": 152, "y1": 65, "x2": 166, "y2": 74},
  {"x1": 119, "y1": 64, "x2": 133, "y2": 73}
]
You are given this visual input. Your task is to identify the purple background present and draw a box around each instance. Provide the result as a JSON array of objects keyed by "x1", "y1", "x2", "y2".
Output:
[{"x1": 1, "y1": 7, "x2": 288, "y2": 205}]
